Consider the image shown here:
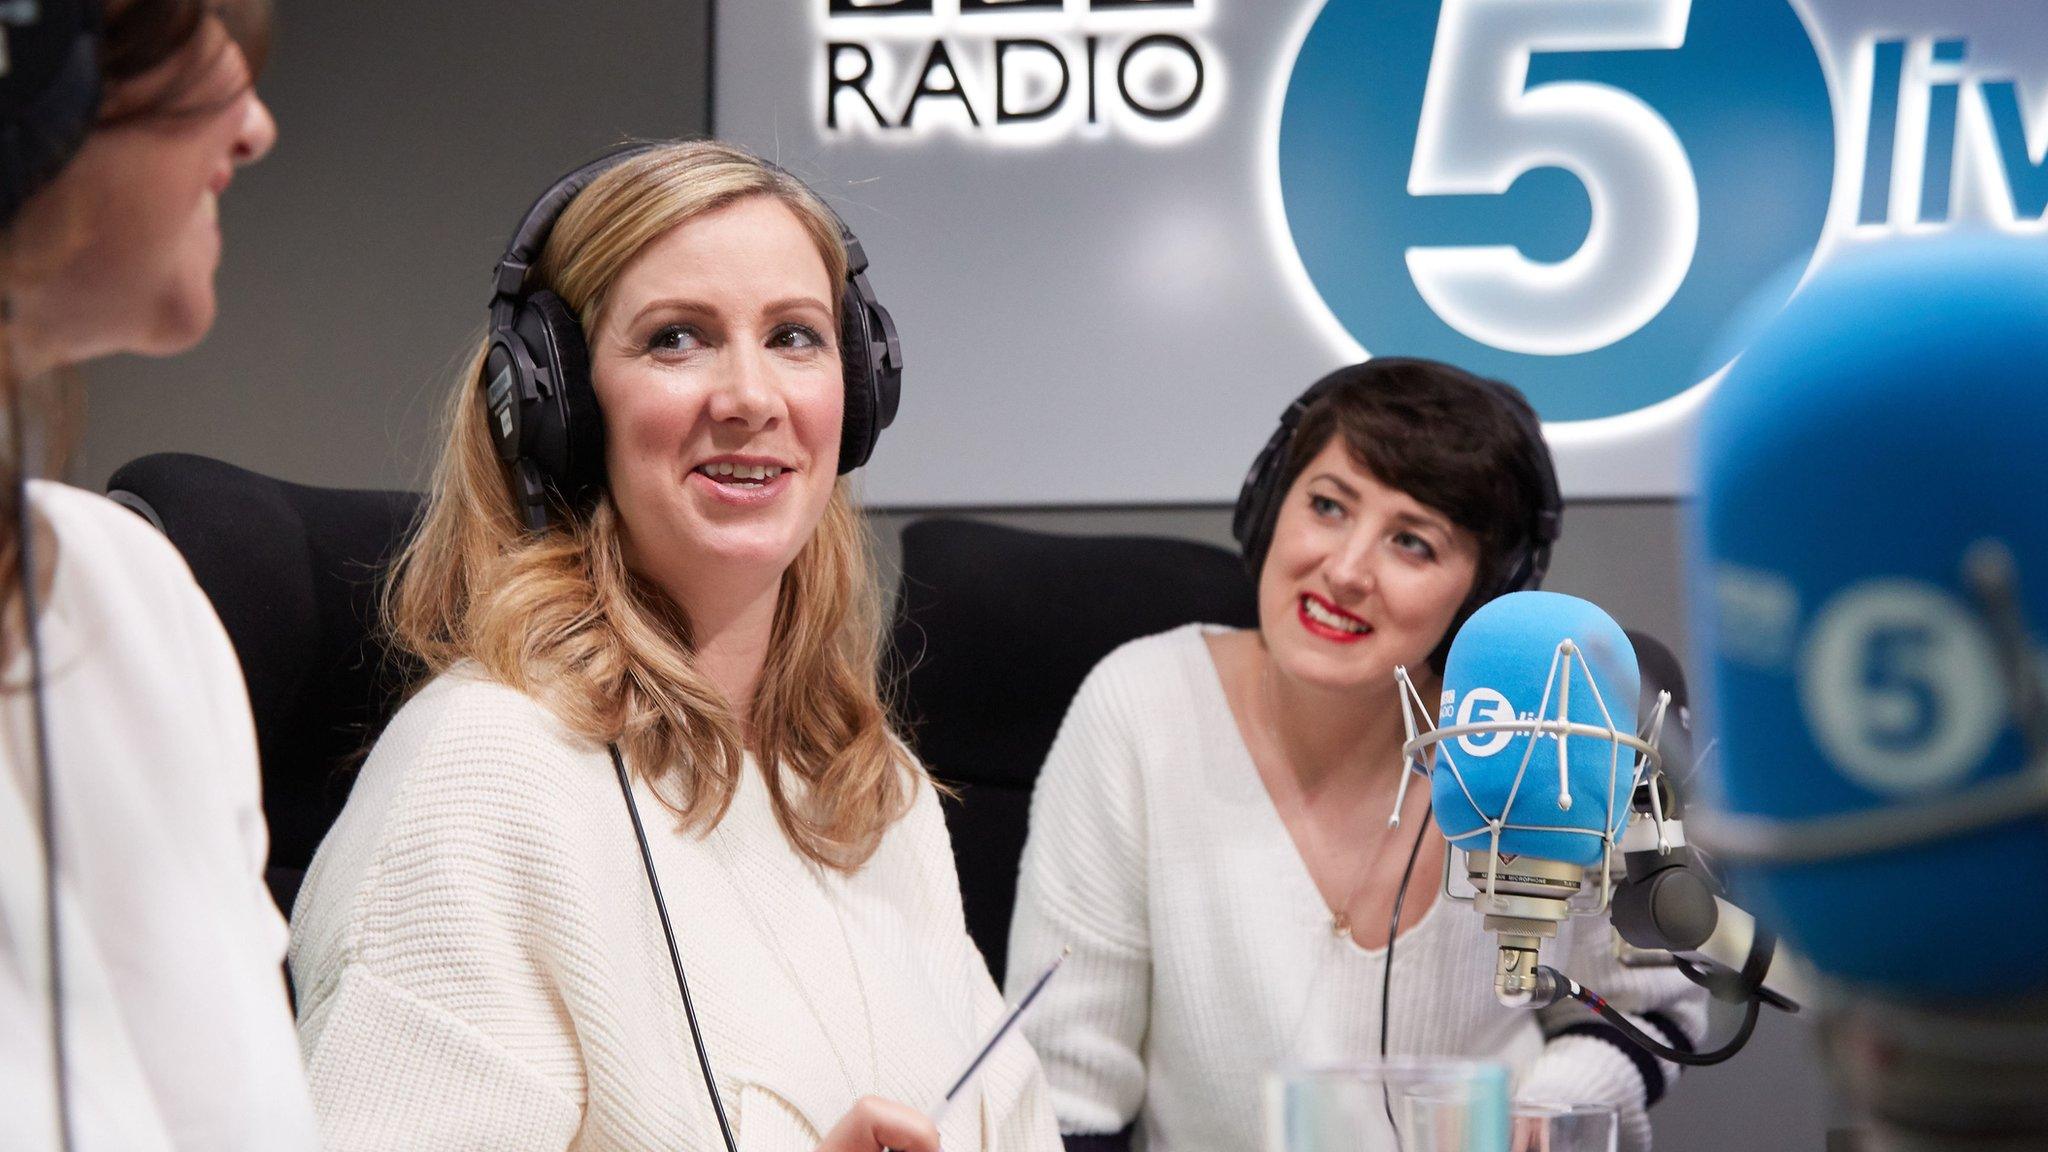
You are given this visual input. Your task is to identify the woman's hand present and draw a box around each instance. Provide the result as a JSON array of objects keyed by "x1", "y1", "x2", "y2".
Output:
[{"x1": 816, "y1": 1096, "x2": 942, "y2": 1152}]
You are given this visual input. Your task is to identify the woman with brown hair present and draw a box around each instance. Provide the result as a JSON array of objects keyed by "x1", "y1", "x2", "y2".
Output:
[
  {"x1": 0, "y1": 1, "x2": 299, "y2": 1150},
  {"x1": 288, "y1": 140, "x2": 1061, "y2": 1152}
]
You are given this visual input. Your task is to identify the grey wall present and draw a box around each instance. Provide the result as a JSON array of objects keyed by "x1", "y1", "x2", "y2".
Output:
[
  {"x1": 75, "y1": 4, "x2": 1831, "y2": 1148},
  {"x1": 77, "y1": 0, "x2": 715, "y2": 492}
]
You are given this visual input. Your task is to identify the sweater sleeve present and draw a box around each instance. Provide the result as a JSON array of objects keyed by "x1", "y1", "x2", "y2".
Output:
[
  {"x1": 290, "y1": 679, "x2": 606, "y2": 1152},
  {"x1": 299, "y1": 963, "x2": 582, "y2": 1151},
  {"x1": 1516, "y1": 916, "x2": 1710, "y2": 1152},
  {"x1": 1007, "y1": 657, "x2": 1153, "y2": 1137},
  {"x1": 898, "y1": 773, "x2": 1063, "y2": 1152}
]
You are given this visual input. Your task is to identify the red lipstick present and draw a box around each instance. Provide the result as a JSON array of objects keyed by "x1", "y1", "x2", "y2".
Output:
[{"x1": 1297, "y1": 592, "x2": 1371, "y2": 644}]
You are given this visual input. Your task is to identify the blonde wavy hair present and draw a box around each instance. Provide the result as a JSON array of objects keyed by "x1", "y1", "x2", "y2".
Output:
[{"x1": 385, "y1": 140, "x2": 917, "y2": 871}]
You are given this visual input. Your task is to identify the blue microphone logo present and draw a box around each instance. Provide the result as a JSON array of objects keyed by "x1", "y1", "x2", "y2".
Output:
[
  {"x1": 1273, "y1": 0, "x2": 1833, "y2": 422},
  {"x1": 1447, "y1": 686, "x2": 1517, "y2": 758}
]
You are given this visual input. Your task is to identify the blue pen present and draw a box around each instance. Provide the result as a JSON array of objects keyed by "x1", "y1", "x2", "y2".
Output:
[{"x1": 930, "y1": 946, "x2": 1069, "y2": 1125}]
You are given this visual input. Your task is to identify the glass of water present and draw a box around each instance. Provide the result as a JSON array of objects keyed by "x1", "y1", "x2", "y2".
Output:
[
  {"x1": 1510, "y1": 1101, "x2": 1619, "y2": 1152},
  {"x1": 1265, "y1": 1059, "x2": 1512, "y2": 1152}
]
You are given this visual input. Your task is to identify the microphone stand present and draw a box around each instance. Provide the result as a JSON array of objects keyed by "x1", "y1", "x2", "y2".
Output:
[{"x1": 1607, "y1": 775, "x2": 1803, "y2": 1015}]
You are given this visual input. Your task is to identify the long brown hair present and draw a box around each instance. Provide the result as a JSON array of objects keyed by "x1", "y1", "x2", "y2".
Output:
[{"x1": 385, "y1": 140, "x2": 919, "y2": 872}]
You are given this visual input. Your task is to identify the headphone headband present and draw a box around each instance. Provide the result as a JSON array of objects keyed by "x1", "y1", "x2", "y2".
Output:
[{"x1": 490, "y1": 144, "x2": 658, "y2": 321}]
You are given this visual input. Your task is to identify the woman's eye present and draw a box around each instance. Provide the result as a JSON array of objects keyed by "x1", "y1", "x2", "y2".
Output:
[
  {"x1": 1394, "y1": 531, "x2": 1439, "y2": 561},
  {"x1": 647, "y1": 325, "x2": 705, "y2": 353},
  {"x1": 769, "y1": 323, "x2": 827, "y2": 351},
  {"x1": 1308, "y1": 494, "x2": 1344, "y2": 520}
]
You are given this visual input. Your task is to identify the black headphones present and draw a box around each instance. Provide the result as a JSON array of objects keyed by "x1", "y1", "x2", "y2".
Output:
[
  {"x1": 0, "y1": 0, "x2": 102, "y2": 228},
  {"x1": 484, "y1": 144, "x2": 904, "y2": 532},
  {"x1": 1230, "y1": 360, "x2": 1564, "y2": 658}
]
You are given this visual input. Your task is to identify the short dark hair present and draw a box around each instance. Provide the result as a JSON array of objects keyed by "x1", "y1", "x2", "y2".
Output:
[{"x1": 1275, "y1": 357, "x2": 1555, "y2": 606}]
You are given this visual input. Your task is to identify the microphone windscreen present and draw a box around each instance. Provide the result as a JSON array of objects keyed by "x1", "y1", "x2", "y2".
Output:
[
  {"x1": 1433, "y1": 591, "x2": 1640, "y2": 867},
  {"x1": 1691, "y1": 236, "x2": 2048, "y2": 1000}
]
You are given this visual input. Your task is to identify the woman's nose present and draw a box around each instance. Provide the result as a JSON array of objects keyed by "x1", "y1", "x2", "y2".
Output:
[
  {"x1": 706, "y1": 346, "x2": 780, "y2": 429},
  {"x1": 1321, "y1": 532, "x2": 1379, "y2": 598},
  {"x1": 234, "y1": 91, "x2": 278, "y2": 167}
]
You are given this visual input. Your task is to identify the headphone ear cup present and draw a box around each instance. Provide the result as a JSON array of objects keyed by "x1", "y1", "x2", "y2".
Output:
[
  {"x1": 837, "y1": 284, "x2": 878, "y2": 475},
  {"x1": 0, "y1": 9, "x2": 102, "y2": 228},
  {"x1": 513, "y1": 290, "x2": 605, "y2": 503},
  {"x1": 1231, "y1": 438, "x2": 1284, "y2": 579}
]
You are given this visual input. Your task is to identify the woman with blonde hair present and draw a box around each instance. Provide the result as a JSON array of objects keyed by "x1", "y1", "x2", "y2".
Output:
[{"x1": 289, "y1": 140, "x2": 1061, "y2": 1152}]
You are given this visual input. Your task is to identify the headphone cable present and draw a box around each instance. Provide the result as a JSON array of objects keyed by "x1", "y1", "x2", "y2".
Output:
[
  {"x1": 609, "y1": 743, "x2": 740, "y2": 1152},
  {"x1": 13, "y1": 386, "x2": 70, "y2": 1150},
  {"x1": 1377, "y1": 806, "x2": 1433, "y2": 1148}
]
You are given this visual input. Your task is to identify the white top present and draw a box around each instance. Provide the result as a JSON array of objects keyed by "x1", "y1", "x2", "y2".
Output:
[
  {"x1": 0, "y1": 481, "x2": 320, "y2": 1152},
  {"x1": 1006, "y1": 625, "x2": 1708, "y2": 1152},
  {"x1": 290, "y1": 667, "x2": 1063, "y2": 1152}
]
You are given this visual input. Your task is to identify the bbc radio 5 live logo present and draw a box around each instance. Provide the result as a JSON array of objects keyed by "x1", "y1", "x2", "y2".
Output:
[
  {"x1": 819, "y1": 0, "x2": 1217, "y2": 142},
  {"x1": 1276, "y1": 0, "x2": 2048, "y2": 423},
  {"x1": 817, "y1": 1, "x2": 2047, "y2": 426},
  {"x1": 1440, "y1": 686, "x2": 1525, "y2": 759}
]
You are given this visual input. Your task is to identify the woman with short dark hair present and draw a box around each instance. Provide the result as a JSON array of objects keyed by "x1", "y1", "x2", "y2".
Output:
[{"x1": 1006, "y1": 359, "x2": 1706, "y2": 1152}]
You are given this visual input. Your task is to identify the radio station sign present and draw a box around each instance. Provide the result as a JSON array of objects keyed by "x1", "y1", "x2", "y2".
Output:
[
  {"x1": 819, "y1": 0, "x2": 1217, "y2": 142},
  {"x1": 718, "y1": 1, "x2": 2047, "y2": 507}
]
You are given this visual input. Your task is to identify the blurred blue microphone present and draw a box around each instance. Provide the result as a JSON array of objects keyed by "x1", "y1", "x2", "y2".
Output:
[{"x1": 1689, "y1": 235, "x2": 2048, "y2": 1143}]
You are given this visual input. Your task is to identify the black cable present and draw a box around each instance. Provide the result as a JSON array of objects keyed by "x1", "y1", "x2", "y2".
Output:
[
  {"x1": 15, "y1": 384, "x2": 69, "y2": 1151},
  {"x1": 1379, "y1": 811, "x2": 1433, "y2": 1058},
  {"x1": 609, "y1": 744, "x2": 740, "y2": 1152},
  {"x1": 1542, "y1": 966, "x2": 1762, "y2": 1066},
  {"x1": 1378, "y1": 808, "x2": 1433, "y2": 1148}
]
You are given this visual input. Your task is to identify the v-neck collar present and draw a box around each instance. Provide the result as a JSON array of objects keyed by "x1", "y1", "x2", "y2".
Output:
[{"x1": 1181, "y1": 624, "x2": 1446, "y2": 958}]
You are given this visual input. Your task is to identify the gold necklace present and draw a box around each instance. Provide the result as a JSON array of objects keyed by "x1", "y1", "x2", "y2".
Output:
[{"x1": 1258, "y1": 657, "x2": 1413, "y2": 940}]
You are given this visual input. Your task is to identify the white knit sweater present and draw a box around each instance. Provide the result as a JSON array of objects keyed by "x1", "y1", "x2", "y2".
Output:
[
  {"x1": 2, "y1": 483, "x2": 317, "y2": 1152},
  {"x1": 290, "y1": 668, "x2": 1061, "y2": 1152},
  {"x1": 1006, "y1": 626, "x2": 1708, "y2": 1152}
]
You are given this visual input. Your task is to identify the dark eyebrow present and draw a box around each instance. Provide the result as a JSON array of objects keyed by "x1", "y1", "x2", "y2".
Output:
[
  {"x1": 1389, "y1": 508, "x2": 1453, "y2": 536},
  {"x1": 1306, "y1": 472, "x2": 1360, "y2": 500}
]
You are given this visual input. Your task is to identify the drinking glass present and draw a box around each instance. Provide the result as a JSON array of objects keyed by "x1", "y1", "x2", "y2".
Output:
[
  {"x1": 1265, "y1": 1059, "x2": 1512, "y2": 1152},
  {"x1": 1510, "y1": 1101, "x2": 1619, "y2": 1152}
]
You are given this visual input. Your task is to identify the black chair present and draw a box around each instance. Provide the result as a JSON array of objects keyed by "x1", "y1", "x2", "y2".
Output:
[
  {"x1": 106, "y1": 453, "x2": 422, "y2": 917},
  {"x1": 101, "y1": 458, "x2": 1258, "y2": 979},
  {"x1": 890, "y1": 517, "x2": 1257, "y2": 978}
]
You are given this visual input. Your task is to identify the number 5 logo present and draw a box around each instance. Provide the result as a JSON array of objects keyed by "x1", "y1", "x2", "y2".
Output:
[
  {"x1": 1408, "y1": 0, "x2": 1697, "y2": 356},
  {"x1": 1276, "y1": 0, "x2": 1831, "y2": 423},
  {"x1": 1799, "y1": 581, "x2": 2004, "y2": 794}
]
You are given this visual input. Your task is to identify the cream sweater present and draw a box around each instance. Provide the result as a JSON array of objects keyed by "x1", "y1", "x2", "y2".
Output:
[
  {"x1": 290, "y1": 668, "x2": 1061, "y2": 1152},
  {"x1": 1, "y1": 482, "x2": 318, "y2": 1152},
  {"x1": 1006, "y1": 626, "x2": 1708, "y2": 1152}
]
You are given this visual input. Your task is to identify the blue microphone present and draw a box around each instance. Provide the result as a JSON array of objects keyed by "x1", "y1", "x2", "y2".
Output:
[
  {"x1": 1689, "y1": 236, "x2": 2048, "y2": 1142},
  {"x1": 1433, "y1": 591, "x2": 1642, "y2": 866},
  {"x1": 1406, "y1": 591, "x2": 1648, "y2": 1005}
]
